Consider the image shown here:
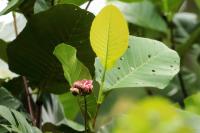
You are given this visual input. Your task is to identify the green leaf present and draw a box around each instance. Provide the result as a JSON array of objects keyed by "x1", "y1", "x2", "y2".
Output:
[
  {"x1": 55, "y1": 0, "x2": 88, "y2": 5},
  {"x1": 7, "y1": 4, "x2": 95, "y2": 94},
  {"x1": 42, "y1": 121, "x2": 84, "y2": 133},
  {"x1": 0, "y1": 87, "x2": 21, "y2": 109},
  {"x1": 42, "y1": 94, "x2": 84, "y2": 132},
  {"x1": 95, "y1": 36, "x2": 180, "y2": 92},
  {"x1": 112, "y1": 1, "x2": 168, "y2": 33},
  {"x1": 161, "y1": 0, "x2": 183, "y2": 21},
  {"x1": 195, "y1": 0, "x2": 200, "y2": 9},
  {"x1": 0, "y1": 0, "x2": 23, "y2": 15},
  {"x1": 54, "y1": 44, "x2": 91, "y2": 86},
  {"x1": 59, "y1": 92, "x2": 97, "y2": 121},
  {"x1": 0, "y1": 105, "x2": 41, "y2": 133},
  {"x1": 59, "y1": 93, "x2": 79, "y2": 120},
  {"x1": 0, "y1": 40, "x2": 8, "y2": 62},
  {"x1": 90, "y1": 5, "x2": 129, "y2": 69},
  {"x1": 184, "y1": 92, "x2": 200, "y2": 115},
  {"x1": 34, "y1": 0, "x2": 52, "y2": 13}
]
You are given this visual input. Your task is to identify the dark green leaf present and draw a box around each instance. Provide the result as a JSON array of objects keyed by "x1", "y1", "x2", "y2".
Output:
[
  {"x1": 0, "y1": 40, "x2": 8, "y2": 62},
  {"x1": 7, "y1": 4, "x2": 95, "y2": 94}
]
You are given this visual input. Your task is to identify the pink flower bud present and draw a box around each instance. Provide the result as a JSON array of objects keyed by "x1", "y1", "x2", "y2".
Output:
[{"x1": 70, "y1": 79, "x2": 93, "y2": 96}]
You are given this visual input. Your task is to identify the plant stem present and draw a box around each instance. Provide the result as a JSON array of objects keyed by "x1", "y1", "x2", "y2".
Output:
[
  {"x1": 12, "y1": 11, "x2": 36, "y2": 126},
  {"x1": 169, "y1": 22, "x2": 187, "y2": 108},
  {"x1": 84, "y1": 96, "x2": 87, "y2": 133},
  {"x1": 23, "y1": 76, "x2": 36, "y2": 126},
  {"x1": 12, "y1": 12, "x2": 18, "y2": 35},
  {"x1": 85, "y1": 0, "x2": 93, "y2": 10},
  {"x1": 92, "y1": 104, "x2": 100, "y2": 129}
]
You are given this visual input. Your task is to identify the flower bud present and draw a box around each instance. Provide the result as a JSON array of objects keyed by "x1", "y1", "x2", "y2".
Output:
[{"x1": 70, "y1": 79, "x2": 93, "y2": 96}]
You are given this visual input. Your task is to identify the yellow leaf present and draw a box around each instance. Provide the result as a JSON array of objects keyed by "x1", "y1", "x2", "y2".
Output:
[{"x1": 90, "y1": 5, "x2": 129, "y2": 69}]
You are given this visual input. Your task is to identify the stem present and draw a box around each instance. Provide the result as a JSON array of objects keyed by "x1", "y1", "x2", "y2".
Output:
[
  {"x1": 84, "y1": 96, "x2": 87, "y2": 133},
  {"x1": 92, "y1": 104, "x2": 100, "y2": 129},
  {"x1": 35, "y1": 91, "x2": 43, "y2": 128},
  {"x1": 23, "y1": 76, "x2": 36, "y2": 126},
  {"x1": 12, "y1": 12, "x2": 36, "y2": 126},
  {"x1": 85, "y1": 0, "x2": 93, "y2": 10},
  {"x1": 36, "y1": 100, "x2": 42, "y2": 128},
  {"x1": 169, "y1": 22, "x2": 187, "y2": 107},
  {"x1": 12, "y1": 12, "x2": 18, "y2": 36}
]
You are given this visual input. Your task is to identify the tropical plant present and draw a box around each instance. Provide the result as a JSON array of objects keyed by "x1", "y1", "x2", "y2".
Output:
[{"x1": 0, "y1": 0, "x2": 200, "y2": 133}]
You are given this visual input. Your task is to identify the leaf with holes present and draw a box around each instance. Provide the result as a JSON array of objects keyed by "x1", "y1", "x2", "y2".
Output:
[
  {"x1": 95, "y1": 36, "x2": 180, "y2": 92},
  {"x1": 90, "y1": 5, "x2": 129, "y2": 69}
]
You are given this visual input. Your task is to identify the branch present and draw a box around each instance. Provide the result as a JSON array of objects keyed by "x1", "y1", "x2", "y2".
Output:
[
  {"x1": 84, "y1": 96, "x2": 88, "y2": 133},
  {"x1": 85, "y1": 0, "x2": 93, "y2": 10},
  {"x1": 169, "y1": 22, "x2": 187, "y2": 108}
]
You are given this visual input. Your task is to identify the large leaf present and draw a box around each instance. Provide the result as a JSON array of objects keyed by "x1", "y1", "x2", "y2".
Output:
[
  {"x1": 90, "y1": 5, "x2": 129, "y2": 69},
  {"x1": 7, "y1": 4, "x2": 95, "y2": 93},
  {"x1": 54, "y1": 44, "x2": 91, "y2": 86},
  {"x1": 0, "y1": 87, "x2": 20, "y2": 109},
  {"x1": 0, "y1": 105, "x2": 41, "y2": 133},
  {"x1": 111, "y1": 1, "x2": 167, "y2": 33},
  {"x1": 95, "y1": 36, "x2": 180, "y2": 92}
]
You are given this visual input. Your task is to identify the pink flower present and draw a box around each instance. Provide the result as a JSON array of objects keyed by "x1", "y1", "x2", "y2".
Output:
[{"x1": 70, "y1": 79, "x2": 93, "y2": 96}]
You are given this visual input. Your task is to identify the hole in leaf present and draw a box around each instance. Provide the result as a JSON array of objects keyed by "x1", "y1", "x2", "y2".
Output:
[{"x1": 152, "y1": 70, "x2": 155, "y2": 72}]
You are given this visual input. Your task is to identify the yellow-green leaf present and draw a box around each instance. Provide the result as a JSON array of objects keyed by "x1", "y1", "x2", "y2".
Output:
[{"x1": 90, "y1": 5, "x2": 129, "y2": 69}]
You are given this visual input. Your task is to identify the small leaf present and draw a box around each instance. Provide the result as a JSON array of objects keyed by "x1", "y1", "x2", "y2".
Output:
[
  {"x1": 90, "y1": 5, "x2": 129, "y2": 69},
  {"x1": 0, "y1": 0, "x2": 23, "y2": 15},
  {"x1": 95, "y1": 36, "x2": 180, "y2": 92},
  {"x1": 54, "y1": 43, "x2": 91, "y2": 86}
]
